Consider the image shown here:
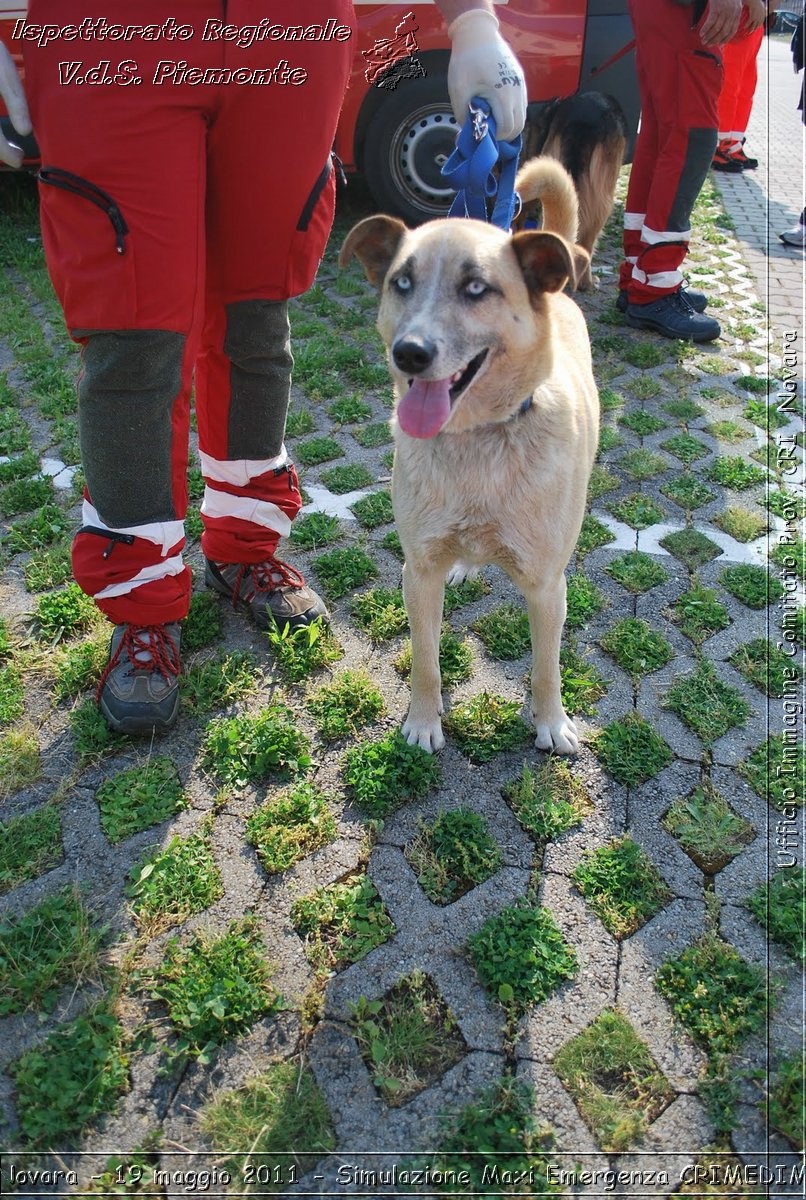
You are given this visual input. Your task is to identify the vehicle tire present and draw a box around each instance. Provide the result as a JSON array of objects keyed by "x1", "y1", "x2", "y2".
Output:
[{"x1": 362, "y1": 74, "x2": 459, "y2": 225}]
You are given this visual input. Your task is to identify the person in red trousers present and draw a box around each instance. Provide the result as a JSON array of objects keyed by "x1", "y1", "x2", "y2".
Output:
[
  {"x1": 713, "y1": 0, "x2": 776, "y2": 171},
  {"x1": 0, "y1": 1, "x2": 526, "y2": 734},
  {"x1": 618, "y1": 0, "x2": 753, "y2": 343}
]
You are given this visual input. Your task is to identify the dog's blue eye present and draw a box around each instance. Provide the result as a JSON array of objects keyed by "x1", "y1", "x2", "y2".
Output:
[
  {"x1": 464, "y1": 280, "x2": 488, "y2": 298},
  {"x1": 394, "y1": 275, "x2": 412, "y2": 292}
]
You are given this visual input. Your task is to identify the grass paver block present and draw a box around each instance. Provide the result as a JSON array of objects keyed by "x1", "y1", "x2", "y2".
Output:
[
  {"x1": 96, "y1": 756, "x2": 186, "y2": 843},
  {"x1": 407, "y1": 807, "x2": 502, "y2": 905},
  {"x1": 467, "y1": 899, "x2": 577, "y2": 1012},
  {"x1": 292, "y1": 871, "x2": 394, "y2": 972},
  {"x1": 663, "y1": 783, "x2": 754, "y2": 874},
  {"x1": 591, "y1": 712, "x2": 673, "y2": 786},
  {"x1": 572, "y1": 836, "x2": 671, "y2": 938},
  {"x1": 664, "y1": 658, "x2": 751, "y2": 743},
  {"x1": 502, "y1": 759, "x2": 591, "y2": 848},
  {"x1": 246, "y1": 783, "x2": 337, "y2": 875},
  {"x1": 600, "y1": 617, "x2": 673, "y2": 678}
]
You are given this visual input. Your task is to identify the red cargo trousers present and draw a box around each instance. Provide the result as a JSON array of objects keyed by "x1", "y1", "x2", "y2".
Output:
[
  {"x1": 23, "y1": 1, "x2": 354, "y2": 624},
  {"x1": 718, "y1": 18, "x2": 764, "y2": 149},
  {"x1": 619, "y1": 0, "x2": 723, "y2": 301}
]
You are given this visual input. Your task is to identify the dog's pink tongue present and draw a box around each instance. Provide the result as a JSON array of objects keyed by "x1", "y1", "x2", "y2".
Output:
[{"x1": 397, "y1": 377, "x2": 451, "y2": 439}]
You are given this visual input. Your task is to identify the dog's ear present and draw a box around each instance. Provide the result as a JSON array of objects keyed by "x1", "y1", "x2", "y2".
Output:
[
  {"x1": 510, "y1": 230, "x2": 575, "y2": 297},
  {"x1": 339, "y1": 216, "x2": 408, "y2": 288}
]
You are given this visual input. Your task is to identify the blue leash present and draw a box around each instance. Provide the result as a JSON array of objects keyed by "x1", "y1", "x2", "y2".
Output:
[{"x1": 440, "y1": 97, "x2": 522, "y2": 231}]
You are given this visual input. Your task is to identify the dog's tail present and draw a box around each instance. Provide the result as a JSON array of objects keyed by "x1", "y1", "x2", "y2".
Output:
[{"x1": 514, "y1": 158, "x2": 578, "y2": 245}]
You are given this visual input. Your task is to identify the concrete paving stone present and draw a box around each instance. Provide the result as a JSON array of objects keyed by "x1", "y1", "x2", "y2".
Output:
[
  {"x1": 615, "y1": 1096, "x2": 715, "y2": 1195},
  {"x1": 516, "y1": 1058, "x2": 601, "y2": 1156},
  {"x1": 731, "y1": 1102, "x2": 803, "y2": 1189},
  {"x1": 637, "y1": 658, "x2": 706, "y2": 763},
  {"x1": 628, "y1": 764, "x2": 706, "y2": 902},
  {"x1": 541, "y1": 777, "x2": 629, "y2": 877}
]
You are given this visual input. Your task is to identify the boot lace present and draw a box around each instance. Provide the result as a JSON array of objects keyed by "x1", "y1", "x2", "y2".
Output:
[
  {"x1": 231, "y1": 556, "x2": 305, "y2": 606},
  {"x1": 96, "y1": 625, "x2": 181, "y2": 701}
]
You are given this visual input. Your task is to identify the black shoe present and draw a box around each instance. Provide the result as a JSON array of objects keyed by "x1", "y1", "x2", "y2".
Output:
[
  {"x1": 712, "y1": 143, "x2": 743, "y2": 173},
  {"x1": 617, "y1": 285, "x2": 707, "y2": 314},
  {"x1": 97, "y1": 623, "x2": 181, "y2": 734},
  {"x1": 729, "y1": 146, "x2": 758, "y2": 170},
  {"x1": 205, "y1": 556, "x2": 329, "y2": 631},
  {"x1": 625, "y1": 290, "x2": 721, "y2": 343}
]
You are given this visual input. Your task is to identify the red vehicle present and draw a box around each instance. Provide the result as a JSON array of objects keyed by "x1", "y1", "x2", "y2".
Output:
[{"x1": 0, "y1": 1, "x2": 638, "y2": 223}]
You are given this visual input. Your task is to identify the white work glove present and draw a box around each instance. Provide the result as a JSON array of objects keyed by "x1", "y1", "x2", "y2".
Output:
[
  {"x1": 447, "y1": 9, "x2": 526, "y2": 141},
  {"x1": 0, "y1": 41, "x2": 32, "y2": 168}
]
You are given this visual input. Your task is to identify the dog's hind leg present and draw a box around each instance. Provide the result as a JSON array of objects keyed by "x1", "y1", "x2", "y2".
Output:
[
  {"x1": 401, "y1": 559, "x2": 447, "y2": 753},
  {"x1": 520, "y1": 573, "x2": 579, "y2": 755}
]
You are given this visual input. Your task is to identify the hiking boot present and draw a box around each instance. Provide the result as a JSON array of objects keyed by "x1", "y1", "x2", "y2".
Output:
[
  {"x1": 205, "y1": 556, "x2": 329, "y2": 631},
  {"x1": 625, "y1": 289, "x2": 721, "y2": 343},
  {"x1": 617, "y1": 285, "x2": 708, "y2": 314},
  {"x1": 97, "y1": 623, "x2": 181, "y2": 734},
  {"x1": 728, "y1": 145, "x2": 758, "y2": 170},
  {"x1": 712, "y1": 142, "x2": 743, "y2": 173}
]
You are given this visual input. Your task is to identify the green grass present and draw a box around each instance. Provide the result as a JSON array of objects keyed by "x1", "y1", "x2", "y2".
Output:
[
  {"x1": 572, "y1": 836, "x2": 670, "y2": 938},
  {"x1": 0, "y1": 805, "x2": 62, "y2": 894},
  {"x1": 0, "y1": 887, "x2": 103, "y2": 1016},
  {"x1": 553, "y1": 1009, "x2": 673, "y2": 1153},
  {"x1": 265, "y1": 618, "x2": 343, "y2": 683},
  {"x1": 320, "y1": 463, "x2": 375, "y2": 494},
  {"x1": 735, "y1": 374, "x2": 771, "y2": 395},
  {"x1": 69, "y1": 698, "x2": 127, "y2": 760},
  {"x1": 34, "y1": 582, "x2": 97, "y2": 642},
  {"x1": 663, "y1": 396, "x2": 704, "y2": 421},
  {"x1": 740, "y1": 734, "x2": 803, "y2": 810},
  {"x1": 600, "y1": 617, "x2": 673, "y2": 678},
  {"x1": 0, "y1": 475, "x2": 53, "y2": 517},
  {"x1": 624, "y1": 341, "x2": 668, "y2": 368},
  {"x1": 52, "y1": 630, "x2": 108, "y2": 700},
  {"x1": 606, "y1": 551, "x2": 669, "y2": 593},
  {"x1": 565, "y1": 574, "x2": 606, "y2": 627},
  {"x1": 620, "y1": 448, "x2": 668, "y2": 481},
  {"x1": 618, "y1": 410, "x2": 667, "y2": 436},
  {"x1": 394, "y1": 625, "x2": 474, "y2": 687},
  {"x1": 656, "y1": 936, "x2": 768, "y2": 1056},
  {"x1": 663, "y1": 783, "x2": 754, "y2": 873},
  {"x1": 0, "y1": 660, "x2": 24, "y2": 725},
  {"x1": 285, "y1": 406, "x2": 316, "y2": 437},
  {"x1": 202, "y1": 1060, "x2": 336, "y2": 1192},
  {"x1": 664, "y1": 658, "x2": 751, "y2": 742},
  {"x1": 328, "y1": 395, "x2": 373, "y2": 424},
  {"x1": 706, "y1": 456, "x2": 767, "y2": 490},
  {"x1": 713, "y1": 506, "x2": 766, "y2": 542},
  {"x1": 443, "y1": 575, "x2": 490, "y2": 611},
  {"x1": 291, "y1": 871, "x2": 394, "y2": 972},
  {"x1": 744, "y1": 397, "x2": 789, "y2": 431},
  {"x1": 445, "y1": 692, "x2": 531, "y2": 764},
  {"x1": 608, "y1": 493, "x2": 665, "y2": 529},
  {"x1": 288, "y1": 511, "x2": 341, "y2": 550},
  {"x1": 502, "y1": 759, "x2": 590, "y2": 847},
  {"x1": 576, "y1": 514, "x2": 615, "y2": 555},
  {"x1": 0, "y1": 725, "x2": 42, "y2": 799},
  {"x1": 705, "y1": 418, "x2": 753, "y2": 442},
  {"x1": 352, "y1": 421, "x2": 393, "y2": 448},
  {"x1": 770, "y1": 536, "x2": 806, "y2": 581},
  {"x1": 472, "y1": 603, "x2": 530, "y2": 660},
  {"x1": 407, "y1": 807, "x2": 502, "y2": 905},
  {"x1": 343, "y1": 730, "x2": 441, "y2": 819},
  {"x1": 11, "y1": 1006, "x2": 128, "y2": 1147},
  {"x1": 350, "y1": 490, "x2": 394, "y2": 529},
  {"x1": 313, "y1": 546, "x2": 378, "y2": 599},
  {"x1": 128, "y1": 825, "x2": 223, "y2": 927},
  {"x1": 96, "y1": 757, "x2": 187, "y2": 843},
  {"x1": 23, "y1": 542, "x2": 72, "y2": 592},
  {"x1": 203, "y1": 703, "x2": 311, "y2": 787},
  {"x1": 350, "y1": 971, "x2": 465, "y2": 1105},
  {"x1": 5, "y1": 503, "x2": 71, "y2": 553},
  {"x1": 306, "y1": 669, "x2": 385, "y2": 740},
  {"x1": 659, "y1": 528, "x2": 722, "y2": 570},
  {"x1": 747, "y1": 868, "x2": 805, "y2": 965},
  {"x1": 767, "y1": 488, "x2": 806, "y2": 521},
  {"x1": 467, "y1": 899, "x2": 577, "y2": 1013},
  {"x1": 591, "y1": 712, "x2": 673, "y2": 786},
  {"x1": 180, "y1": 650, "x2": 258, "y2": 713},
  {"x1": 599, "y1": 386, "x2": 626, "y2": 411},
  {"x1": 720, "y1": 564, "x2": 785, "y2": 608},
  {"x1": 148, "y1": 920, "x2": 278, "y2": 1061},
  {"x1": 587, "y1": 465, "x2": 620, "y2": 501},
  {"x1": 350, "y1": 586, "x2": 408, "y2": 641},
  {"x1": 295, "y1": 436, "x2": 344, "y2": 466},
  {"x1": 662, "y1": 475, "x2": 716, "y2": 512},
  {"x1": 559, "y1": 642, "x2": 608, "y2": 715},
  {"x1": 731, "y1": 638, "x2": 800, "y2": 697},
  {"x1": 660, "y1": 433, "x2": 708, "y2": 464},
  {"x1": 670, "y1": 580, "x2": 731, "y2": 644},
  {"x1": 767, "y1": 1055, "x2": 804, "y2": 1149},
  {"x1": 246, "y1": 782, "x2": 337, "y2": 874}
]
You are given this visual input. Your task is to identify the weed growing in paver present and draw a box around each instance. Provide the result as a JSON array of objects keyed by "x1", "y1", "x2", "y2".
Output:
[
  {"x1": 752, "y1": 440, "x2": 786, "y2": 475},
  {"x1": 328, "y1": 395, "x2": 372, "y2": 424},
  {"x1": 0, "y1": 660, "x2": 24, "y2": 724},
  {"x1": 600, "y1": 617, "x2": 673, "y2": 678},
  {"x1": 0, "y1": 475, "x2": 53, "y2": 517},
  {"x1": 445, "y1": 693, "x2": 531, "y2": 764},
  {"x1": 246, "y1": 782, "x2": 337, "y2": 874},
  {"x1": 663, "y1": 783, "x2": 754, "y2": 873},
  {"x1": 350, "y1": 586, "x2": 407, "y2": 641},
  {"x1": 656, "y1": 936, "x2": 768, "y2": 1055},
  {"x1": 443, "y1": 575, "x2": 490, "y2": 611},
  {"x1": 0, "y1": 724, "x2": 41, "y2": 800},
  {"x1": 660, "y1": 433, "x2": 708, "y2": 464},
  {"x1": 203, "y1": 703, "x2": 311, "y2": 787},
  {"x1": 664, "y1": 658, "x2": 751, "y2": 742},
  {"x1": 394, "y1": 626, "x2": 473, "y2": 687},
  {"x1": 741, "y1": 734, "x2": 803, "y2": 810},
  {"x1": 609, "y1": 493, "x2": 665, "y2": 530},
  {"x1": 744, "y1": 398, "x2": 788, "y2": 431},
  {"x1": 770, "y1": 536, "x2": 805, "y2": 580},
  {"x1": 620, "y1": 448, "x2": 668, "y2": 481},
  {"x1": 625, "y1": 342, "x2": 668, "y2": 369},
  {"x1": 6, "y1": 503, "x2": 71, "y2": 553},
  {"x1": 353, "y1": 421, "x2": 392, "y2": 448},
  {"x1": 706, "y1": 457, "x2": 767, "y2": 490},
  {"x1": 767, "y1": 1055, "x2": 804, "y2": 1148},
  {"x1": 407, "y1": 807, "x2": 502, "y2": 905},
  {"x1": 70, "y1": 699, "x2": 127, "y2": 760},
  {"x1": 96, "y1": 757, "x2": 186, "y2": 843},
  {"x1": 619, "y1": 410, "x2": 667, "y2": 436},
  {"x1": 663, "y1": 474, "x2": 716, "y2": 512},
  {"x1": 767, "y1": 489, "x2": 806, "y2": 521},
  {"x1": 306, "y1": 669, "x2": 385, "y2": 741},
  {"x1": 576, "y1": 514, "x2": 615, "y2": 555},
  {"x1": 351, "y1": 490, "x2": 394, "y2": 529},
  {"x1": 502, "y1": 759, "x2": 590, "y2": 847},
  {"x1": 731, "y1": 638, "x2": 800, "y2": 697},
  {"x1": 202, "y1": 1060, "x2": 336, "y2": 1190},
  {"x1": 714, "y1": 506, "x2": 766, "y2": 543},
  {"x1": 0, "y1": 887, "x2": 103, "y2": 1016},
  {"x1": 670, "y1": 580, "x2": 730, "y2": 644},
  {"x1": 313, "y1": 546, "x2": 378, "y2": 599},
  {"x1": 0, "y1": 806, "x2": 62, "y2": 895},
  {"x1": 185, "y1": 507, "x2": 203, "y2": 542},
  {"x1": 266, "y1": 619, "x2": 343, "y2": 683},
  {"x1": 472, "y1": 603, "x2": 530, "y2": 660},
  {"x1": 565, "y1": 573, "x2": 606, "y2": 627},
  {"x1": 468, "y1": 899, "x2": 577, "y2": 1012},
  {"x1": 320, "y1": 463, "x2": 374, "y2": 494},
  {"x1": 705, "y1": 418, "x2": 753, "y2": 443},
  {"x1": 291, "y1": 871, "x2": 394, "y2": 972},
  {"x1": 284, "y1": 407, "x2": 316, "y2": 437},
  {"x1": 591, "y1": 712, "x2": 673, "y2": 786},
  {"x1": 149, "y1": 920, "x2": 278, "y2": 1060},
  {"x1": 663, "y1": 396, "x2": 704, "y2": 421},
  {"x1": 344, "y1": 731, "x2": 440, "y2": 819},
  {"x1": 11, "y1": 1006, "x2": 128, "y2": 1147},
  {"x1": 295, "y1": 436, "x2": 343, "y2": 466},
  {"x1": 289, "y1": 512, "x2": 341, "y2": 551},
  {"x1": 746, "y1": 869, "x2": 805, "y2": 965},
  {"x1": 23, "y1": 542, "x2": 72, "y2": 592},
  {"x1": 180, "y1": 650, "x2": 258, "y2": 714},
  {"x1": 572, "y1": 837, "x2": 670, "y2": 938},
  {"x1": 350, "y1": 971, "x2": 465, "y2": 1105},
  {"x1": 52, "y1": 630, "x2": 108, "y2": 700},
  {"x1": 559, "y1": 642, "x2": 608, "y2": 714},
  {"x1": 35, "y1": 582, "x2": 97, "y2": 641},
  {"x1": 735, "y1": 375, "x2": 770, "y2": 395},
  {"x1": 720, "y1": 563, "x2": 785, "y2": 608},
  {"x1": 606, "y1": 552, "x2": 669, "y2": 594},
  {"x1": 599, "y1": 386, "x2": 625, "y2": 410},
  {"x1": 660, "y1": 528, "x2": 722, "y2": 570},
  {"x1": 128, "y1": 825, "x2": 223, "y2": 927},
  {"x1": 587, "y1": 465, "x2": 620, "y2": 500},
  {"x1": 553, "y1": 1008, "x2": 673, "y2": 1153}
]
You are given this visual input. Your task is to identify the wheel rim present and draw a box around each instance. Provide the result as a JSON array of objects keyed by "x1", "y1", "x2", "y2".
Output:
[{"x1": 389, "y1": 105, "x2": 459, "y2": 216}]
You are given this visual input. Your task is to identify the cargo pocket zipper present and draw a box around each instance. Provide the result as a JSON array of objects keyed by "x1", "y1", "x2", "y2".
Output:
[{"x1": 38, "y1": 167, "x2": 130, "y2": 255}]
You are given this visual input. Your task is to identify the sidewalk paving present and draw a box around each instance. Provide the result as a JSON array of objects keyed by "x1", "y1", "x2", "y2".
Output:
[{"x1": 0, "y1": 73, "x2": 803, "y2": 1199}]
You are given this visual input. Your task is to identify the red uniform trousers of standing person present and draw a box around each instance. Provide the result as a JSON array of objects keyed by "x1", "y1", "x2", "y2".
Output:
[
  {"x1": 718, "y1": 16, "x2": 764, "y2": 151},
  {"x1": 22, "y1": 0, "x2": 354, "y2": 625},
  {"x1": 619, "y1": 0, "x2": 723, "y2": 302}
]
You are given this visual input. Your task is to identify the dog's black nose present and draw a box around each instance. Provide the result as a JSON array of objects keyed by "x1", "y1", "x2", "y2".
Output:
[{"x1": 392, "y1": 336, "x2": 437, "y2": 375}]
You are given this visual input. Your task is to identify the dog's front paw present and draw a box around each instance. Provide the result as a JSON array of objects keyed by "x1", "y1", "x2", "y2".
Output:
[
  {"x1": 531, "y1": 711, "x2": 579, "y2": 755},
  {"x1": 446, "y1": 562, "x2": 479, "y2": 587},
  {"x1": 402, "y1": 713, "x2": 445, "y2": 753}
]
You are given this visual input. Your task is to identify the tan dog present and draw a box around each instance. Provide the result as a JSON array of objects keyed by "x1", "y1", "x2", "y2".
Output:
[{"x1": 339, "y1": 159, "x2": 599, "y2": 755}]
